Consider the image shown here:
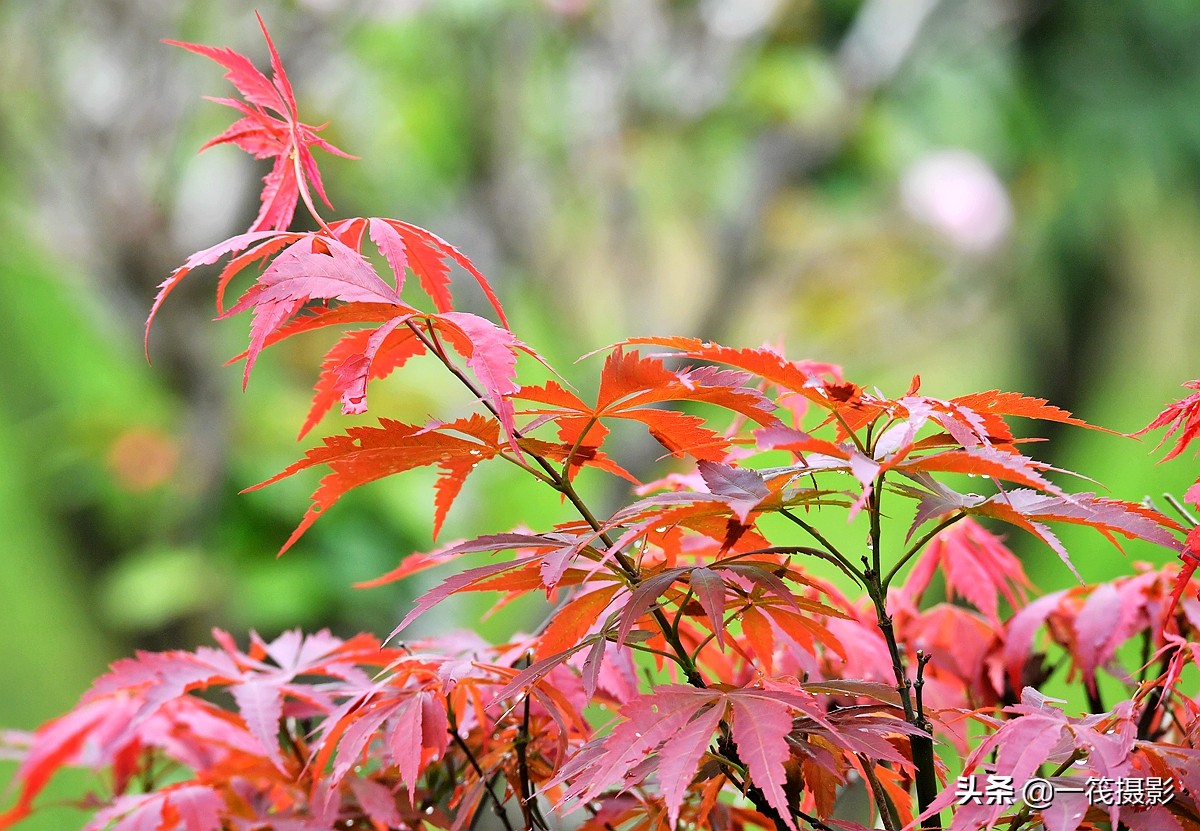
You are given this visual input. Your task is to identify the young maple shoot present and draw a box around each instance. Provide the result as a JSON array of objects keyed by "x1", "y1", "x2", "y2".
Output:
[{"x1": 5, "y1": 16, "x2": 1200, "y2": 831}]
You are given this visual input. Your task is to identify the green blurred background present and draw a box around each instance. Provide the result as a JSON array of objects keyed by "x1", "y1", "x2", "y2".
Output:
[{"x1": 2, "y1": 0, "x2": 1200, "y2": 825}]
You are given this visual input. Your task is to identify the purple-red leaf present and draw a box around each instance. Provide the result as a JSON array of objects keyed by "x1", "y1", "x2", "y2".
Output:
[
  {"x1": 349, "y1": 778, "x2": 402, "y2": 828},
  {"x1": 145, "y1": 230, "x2": 298, "y2": 357},
  {"x1": 658, "y1": 703, "x2": 724, "y2": 827},
  {"x1": 728, "y1": 694, "x2": 799, "y2": 831},
  {"x1": 688, "y1": 567, "x2": 728, "y2": 650},
  {"x1": 168, "y1": 14, "x2": 355, "y2": 233},
  {"x1": 435, "y1": 312, "x2": 522, "y2": 449},
  {"x1": 368, "y1": 217, "x2": 410, "y2": 291},
  {"x1": 698, "y1": 462, "x2": 770, "y2": 523},
  {"x1": 1135, "y1": 380, "x2": 1200, "y2": 462},
  {"x1": 898, "y1": 518, "x2": 1030, "y2": 622},
  {"x1": 229, "y1": 680, "x2": 285, "y2": 772},
  {"x1": 223, "y1": 235, "x2": 406, "y2": 386}
]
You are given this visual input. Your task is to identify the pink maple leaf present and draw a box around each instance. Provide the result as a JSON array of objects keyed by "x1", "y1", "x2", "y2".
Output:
[
  {"x1": 1135, "y1": 380, "x2": 1200, "y2": 462},
  {"x1": 167, "y1": 13, "x2": 355, "y2": 233}
]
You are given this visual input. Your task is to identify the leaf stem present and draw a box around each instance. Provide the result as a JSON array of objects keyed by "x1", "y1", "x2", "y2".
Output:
[
  {"x1": 859, "y1": 755, "x2": 901, "y2": 831},
  {"x1": 831, "y1": 409, "x2": 868, "y2": 456},
  {"x1": 1003, "y1": 751, "x2": 1084, "y2": 831},
  {"x1": 881, "y1": 512, "x2": 966, "y2": 591},
  {"x1": 294, "y1": 152, "x2": 335, "y2": 237},
  {"x1": 620, "y1": 638, "x2": 688, "y2": 664},
  {"x1": 861, "y1": 477, "x2": 940, "y2": 829},
  {"x1": 1163, "y1": 492, "x2": 1199, "y2": 527},
  {"x1": 672, "y1": 584, "x2": 696, "y2": 643},
  {"x1": 715, "y1": 544, "x2": 865, "y2": 583},
  {"x1": 513, "y1": 666, "x2": 551, "y2": 831},
  {"x1": 560, "y1": 415, "x2": 601, "y2": 480},
  {"x1": 778, "y1": 510, "x2": 863, "y2": 584},
  {"x1": 1136, "y1": 645, "x2": 1178, "y2": 741},
  {"x1": 690, "y1": 604, "x2": 750, "y2": 664},
  {"x1": 447, "y1": 712, "x2": 516, "y2": 831}
]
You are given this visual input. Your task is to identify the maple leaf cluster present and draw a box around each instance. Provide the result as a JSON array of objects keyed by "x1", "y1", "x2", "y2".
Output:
[{"x1": 8, "y1": 17, "x2": 1200, "y2": 831}]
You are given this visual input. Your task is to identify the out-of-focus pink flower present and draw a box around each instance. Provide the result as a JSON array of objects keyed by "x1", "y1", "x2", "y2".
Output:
[
  {"x1": 900, "y1": 149, "x2": 1013, "y2": 254},
  {"x1": 542, "y1": 0, "x2": 591, "y2": 17}
]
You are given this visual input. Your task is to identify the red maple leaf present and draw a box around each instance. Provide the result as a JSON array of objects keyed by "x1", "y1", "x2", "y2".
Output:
[
  {"x1": 166, "y1": 13, "x2": 355, "y2": 233},
  {"x1": 219, "y1": 235, "x2": 408, "y2": 386},
  {"x1": 247, "y1": 415, "x2": 511, "y2": 552},
  {"x1": 903, "y1": 477, "x2": 1182, "y2": 583},
  {"x1": 1160, "y1": 526, "x2": 1200, "y2": 637},
  {"x1": 1135, "y1": 380, "x2": 1200, "y2": 462},
  {"x1": 897, "y1": 517, "x2": 1030, "y2": 623},
  {"x1": 548, "y1": 683, "x2": 917, "y2": 831},
  {"x1": 517, "y1": 348, "x2": 777, "y2": 463}
]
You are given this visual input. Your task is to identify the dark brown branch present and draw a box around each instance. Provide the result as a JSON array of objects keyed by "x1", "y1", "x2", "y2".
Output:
[{"x1": 447, "y1": 707, "x2": 516, "y2": 831}]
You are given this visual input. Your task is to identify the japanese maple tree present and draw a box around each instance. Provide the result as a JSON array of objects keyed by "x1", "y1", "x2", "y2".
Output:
[{"x1": 5, "y1": 16, "x2": 1200, "y2": 831}]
